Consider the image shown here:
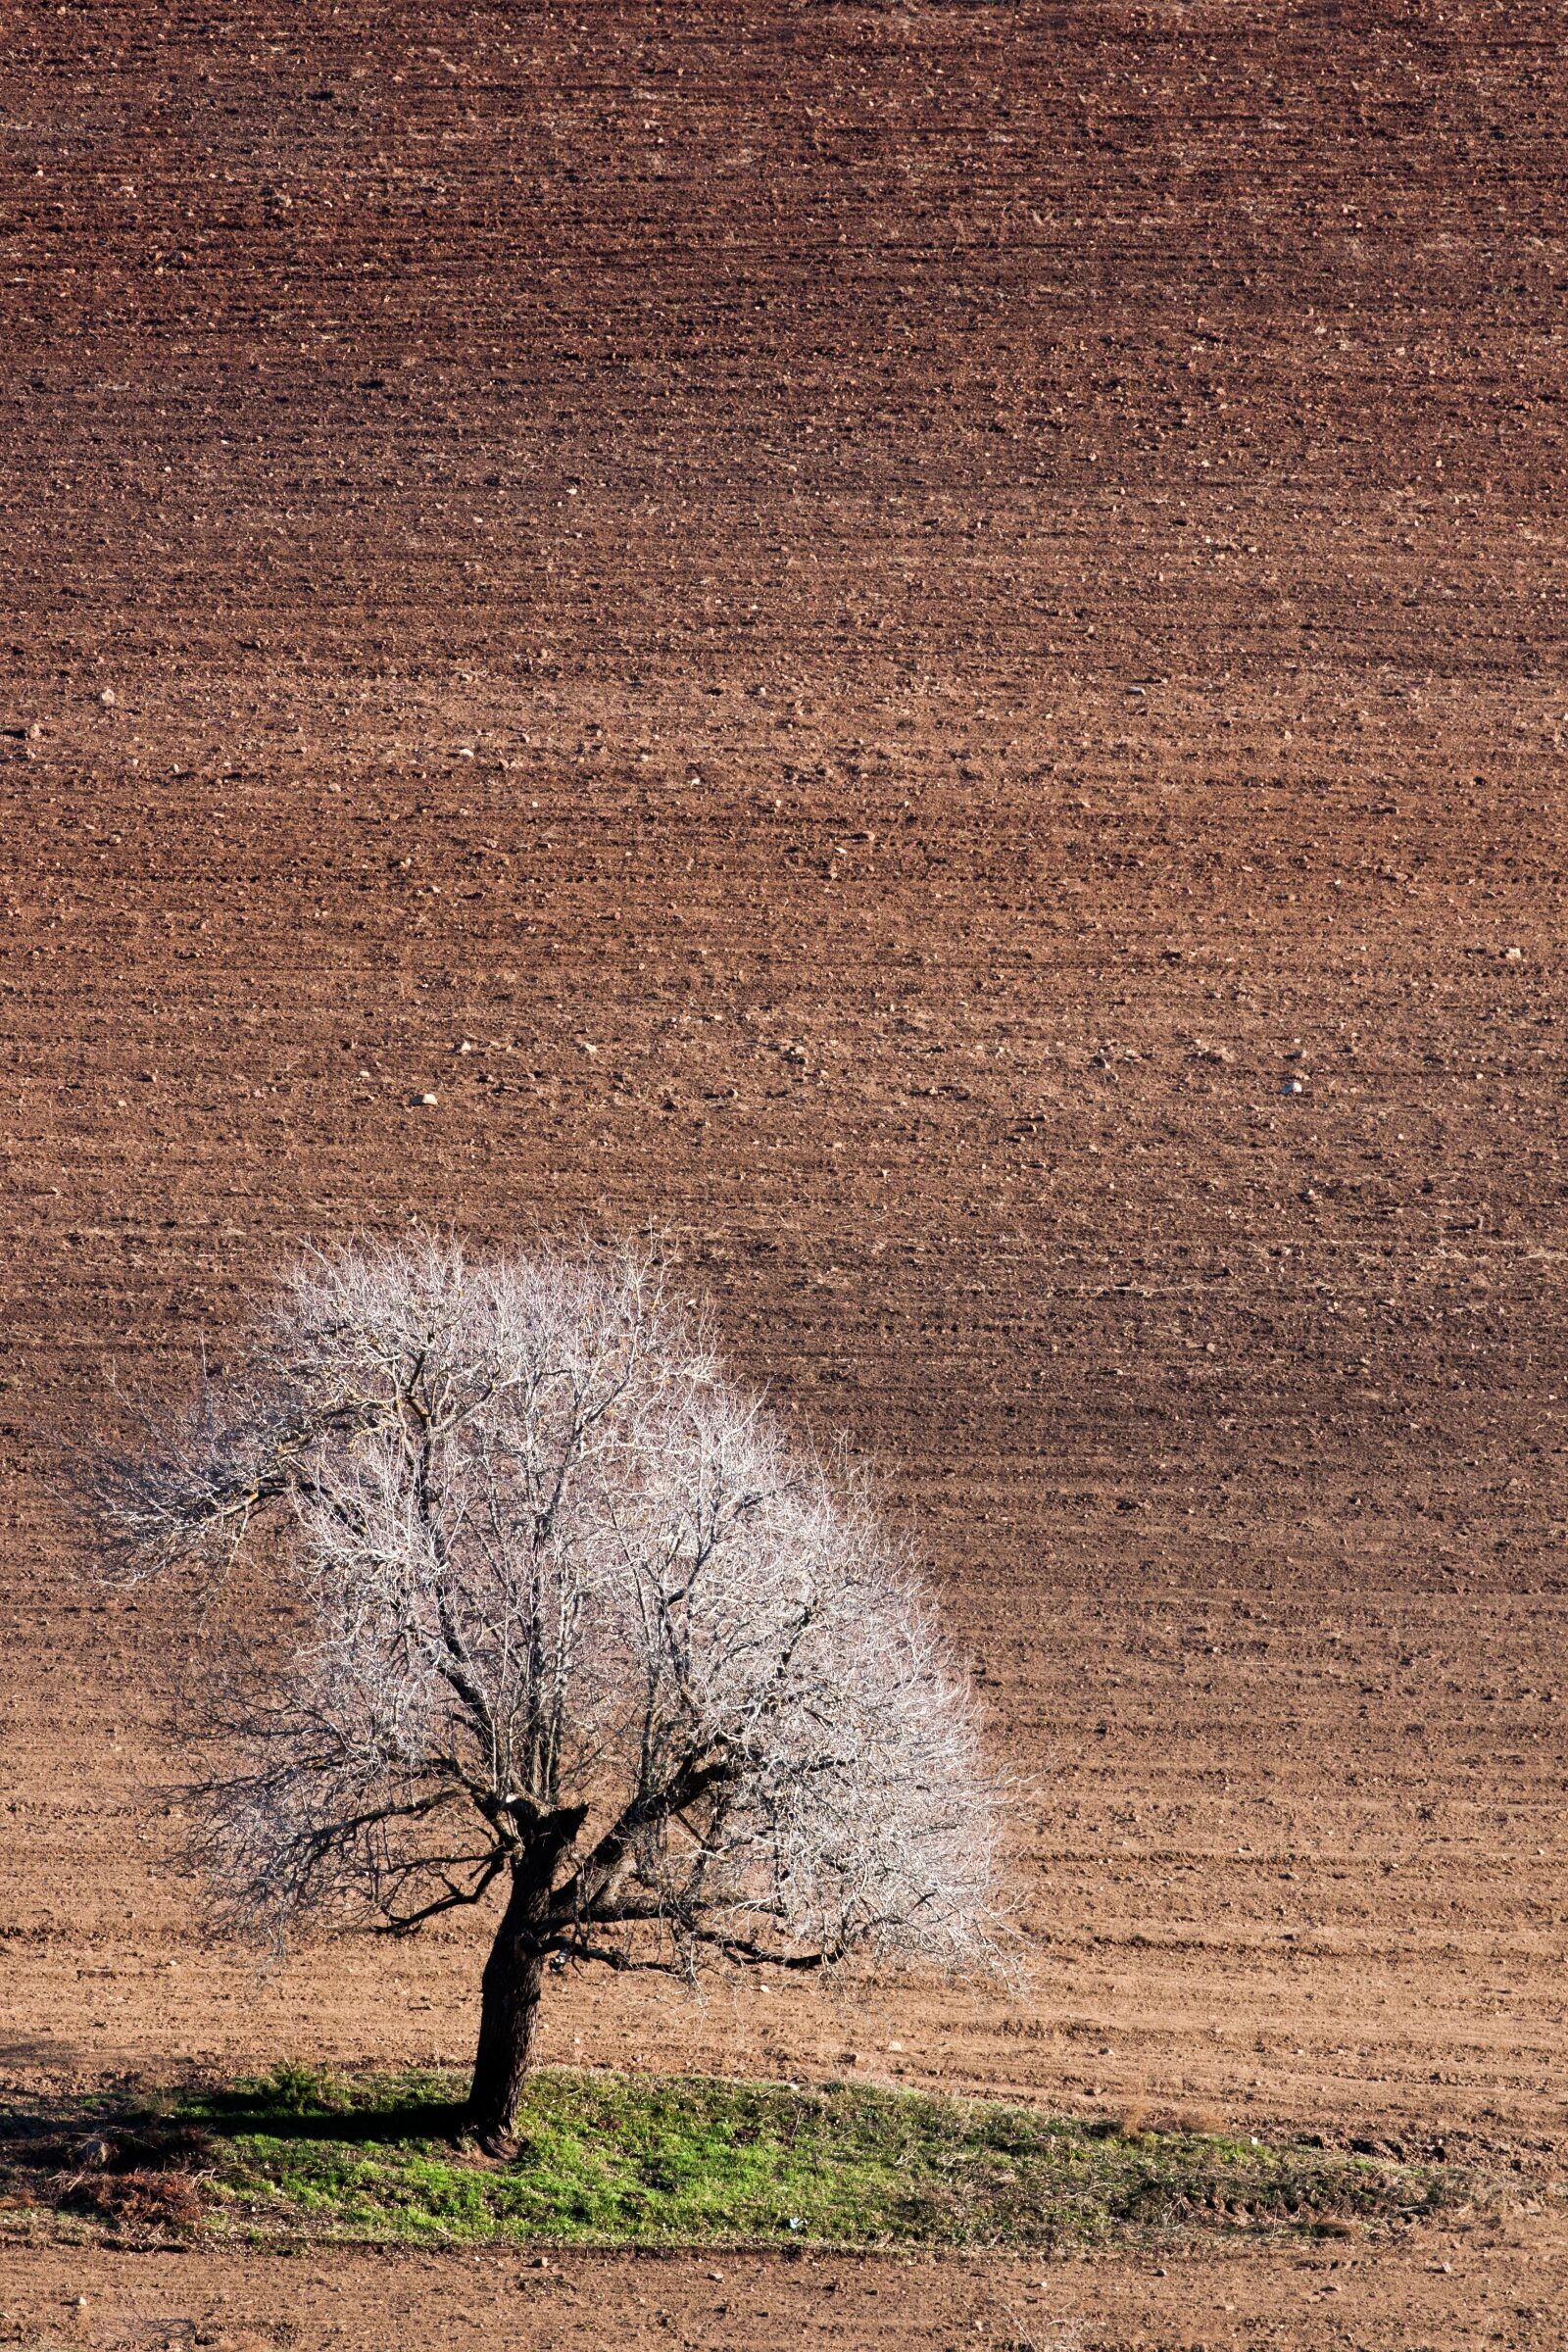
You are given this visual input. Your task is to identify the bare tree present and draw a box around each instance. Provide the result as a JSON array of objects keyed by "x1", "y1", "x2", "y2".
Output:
[{"x1": 85, "y1": 1238, "x2": 1005, "y2": 2147}]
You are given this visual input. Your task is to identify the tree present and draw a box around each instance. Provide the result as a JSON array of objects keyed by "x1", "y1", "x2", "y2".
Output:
[{"x1": 85, "y1": 1238, "x2": 1004, "y2": 2147}]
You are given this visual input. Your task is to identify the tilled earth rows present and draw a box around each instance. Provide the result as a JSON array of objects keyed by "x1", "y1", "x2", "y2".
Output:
[{"x1": 1, "y1": 4, "x2": 1565, "y2": 2344}]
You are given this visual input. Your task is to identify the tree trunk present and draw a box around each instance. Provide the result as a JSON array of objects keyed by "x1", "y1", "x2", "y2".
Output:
[{"x1": 466, "y1": 1872, "x2": 549, "y2": 2149}]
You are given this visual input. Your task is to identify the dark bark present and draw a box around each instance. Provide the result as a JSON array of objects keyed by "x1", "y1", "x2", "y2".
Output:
[
  {"x1": 465, "y1": 1809, "x2": 584, "y2": 2147},
  {"x1": 466, "y1": 1908, "x2": 545, "y2": 2149}
]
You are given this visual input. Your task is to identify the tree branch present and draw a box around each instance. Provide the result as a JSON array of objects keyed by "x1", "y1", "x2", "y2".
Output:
[{"x1": 373, "y1": 1850, "x2": 509, "y2": 1935}]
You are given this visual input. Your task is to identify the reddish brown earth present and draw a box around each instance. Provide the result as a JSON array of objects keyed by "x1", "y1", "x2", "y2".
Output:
[{"x1": 3, "y1": 2, "x2": 1567, "y2": 2343}]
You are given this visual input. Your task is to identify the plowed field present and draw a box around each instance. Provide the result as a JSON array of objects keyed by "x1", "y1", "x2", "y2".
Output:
[{"x1": 2, "y1": 2, "x2": 1566, "y2": 2343}]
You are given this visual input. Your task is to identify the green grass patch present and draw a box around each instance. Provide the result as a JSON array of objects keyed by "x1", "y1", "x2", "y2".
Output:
[{"x1": 1, "y1": 2062, "x2": 1482, "y2": 2253}]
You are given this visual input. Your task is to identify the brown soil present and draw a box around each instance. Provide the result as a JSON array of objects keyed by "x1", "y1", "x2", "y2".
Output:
[
  {"x1": 2, "y1": 2, "x2": 1565, "y2": 2343},
  {"x1": 2, "y1": 2229, "x2": 1566, "y2": 2352}
]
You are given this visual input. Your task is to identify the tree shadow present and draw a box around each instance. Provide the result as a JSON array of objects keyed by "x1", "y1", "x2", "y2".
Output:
[
  {"x1": 0, "y1": 2088, "x2": 218, "y2": 2234},
  {"x1": 0, "y1": 2070, "x2": 473, "y2": 2239},
  {"x1": 193, "y1": 2082, "x2": 469, "y2": 2145}
]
